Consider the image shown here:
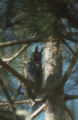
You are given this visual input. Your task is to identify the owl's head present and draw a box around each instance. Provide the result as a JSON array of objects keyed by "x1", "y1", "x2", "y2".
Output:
[{"x1": 30, "y1": 47, "x2": 43, "y2": 63}]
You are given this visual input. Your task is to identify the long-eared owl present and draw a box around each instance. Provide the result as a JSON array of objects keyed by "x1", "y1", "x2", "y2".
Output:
[{"x1": 24, "y1": 47, "x2": 43, "y2": 99}]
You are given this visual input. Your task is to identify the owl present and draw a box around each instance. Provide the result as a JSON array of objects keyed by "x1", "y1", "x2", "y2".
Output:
[{"x1": 24, "y1": 47, "x2": 43, "y2": 99}]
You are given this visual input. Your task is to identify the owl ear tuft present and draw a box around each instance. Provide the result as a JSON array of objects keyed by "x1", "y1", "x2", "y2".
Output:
[{"x1": 35, "y1": 46, "x2": 38, "y2": 52}]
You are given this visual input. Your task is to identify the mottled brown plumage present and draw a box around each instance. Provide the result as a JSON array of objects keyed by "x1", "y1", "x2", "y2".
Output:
[{"x1": 24, "y1": 47, "x2": 43, "y2": 99}]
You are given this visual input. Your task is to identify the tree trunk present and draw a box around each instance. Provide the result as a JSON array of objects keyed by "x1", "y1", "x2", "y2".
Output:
[{"x1": 44, "y1": 39, "x2": 71, "y2": 120}]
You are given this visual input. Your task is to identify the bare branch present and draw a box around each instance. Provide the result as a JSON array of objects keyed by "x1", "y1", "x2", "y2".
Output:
[
  {"x1": 0, "y1": 59, "x2": 37, "y2": 91},
  {"x1": 11, "y1": 84, "x2": 23, "y2": 101},
  {"x1": 65, "y1": 95, "x2": 78, "y2": 101},
  {"x1": 30, "y1": 103, "x2": 46, "y2": 120},
  {"x1": 62, "y1": 55, "x2": 77, "y2": 87},
  {"x1": 0, "y1": 78, "x2": 15, "y2": 110},
  {"x1": 2, "y1": 45, "x2": 27, "y2": 62},
  {"x1": 0, "y1": 39, "x2": 42, "y2": 48},
  {"x1": 64, "y1": 105, "x2": 74, "y2": 120},
  {"x1": 0, "y1": 99, "x2": 42, "y2": 106},
  {"x1": 63, "y1": 40, "x2": 77, "y2": 56},
  {"x1": 0, "y1": 78, "x2": 18, "y2": 120},
  {"x1": 66, "y1": 32, "x2": 78, "y2": 36},
  {"x1": 65, "y1": 38, "x2": 78, "y2": 43}
]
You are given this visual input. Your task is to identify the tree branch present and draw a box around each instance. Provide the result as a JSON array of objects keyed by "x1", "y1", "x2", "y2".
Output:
[
  {"x1": 0, "y1": 39, "x2": 42, "y2": 48},
  {"x1": 64, "y1": 104, "x2": 75, "y2": 120},
  {"x1": 62, "y1": 55, "x2": 77, "y2": 87},
  {"x1": 65, "y1": 95, "x2": 78, "y2": 101},
  {"x1": 2, "y1": 45, "x2": 27, "y2": 62},
  {"x1": 11, "y1": 83, "x2": 23, "y2": 101},
  {"x1": 65, "y1": 38, "x2": 78, "y2": 43},
  {"x1": 0, "y1": 78, "x2": 15, "y2": 110},
  {"x1": 30, "y1": 103, "x2": 46, "y2": 120},
  {"x1": 66, "y1": 32, "x2": 78, "y2": 36},
  {"x1": 0, "y1": 78, "x2": 18, "y2": 120},
  {"x1": 0, "y1": 59, "x2": 36, "y2": 90},
  {"x1": 0, "y1": 99, "x2": 42, "y2": 107},
  {"x1": 63, "y1": 40, "x2": 77, "y2": 56}
]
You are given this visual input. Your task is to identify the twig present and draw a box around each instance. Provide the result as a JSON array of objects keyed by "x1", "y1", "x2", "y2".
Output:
[
  {"x1": 2, "y1": 45, "x2": 27, "y2": 62},
  {"x1": 30, "y1": 103, "x2": 46, "y2": 120}
]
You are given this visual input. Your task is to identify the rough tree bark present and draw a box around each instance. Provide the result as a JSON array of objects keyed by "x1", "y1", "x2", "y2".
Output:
[{"x1": 44, "y1": 39, "x2": 71, "y2": 120}]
